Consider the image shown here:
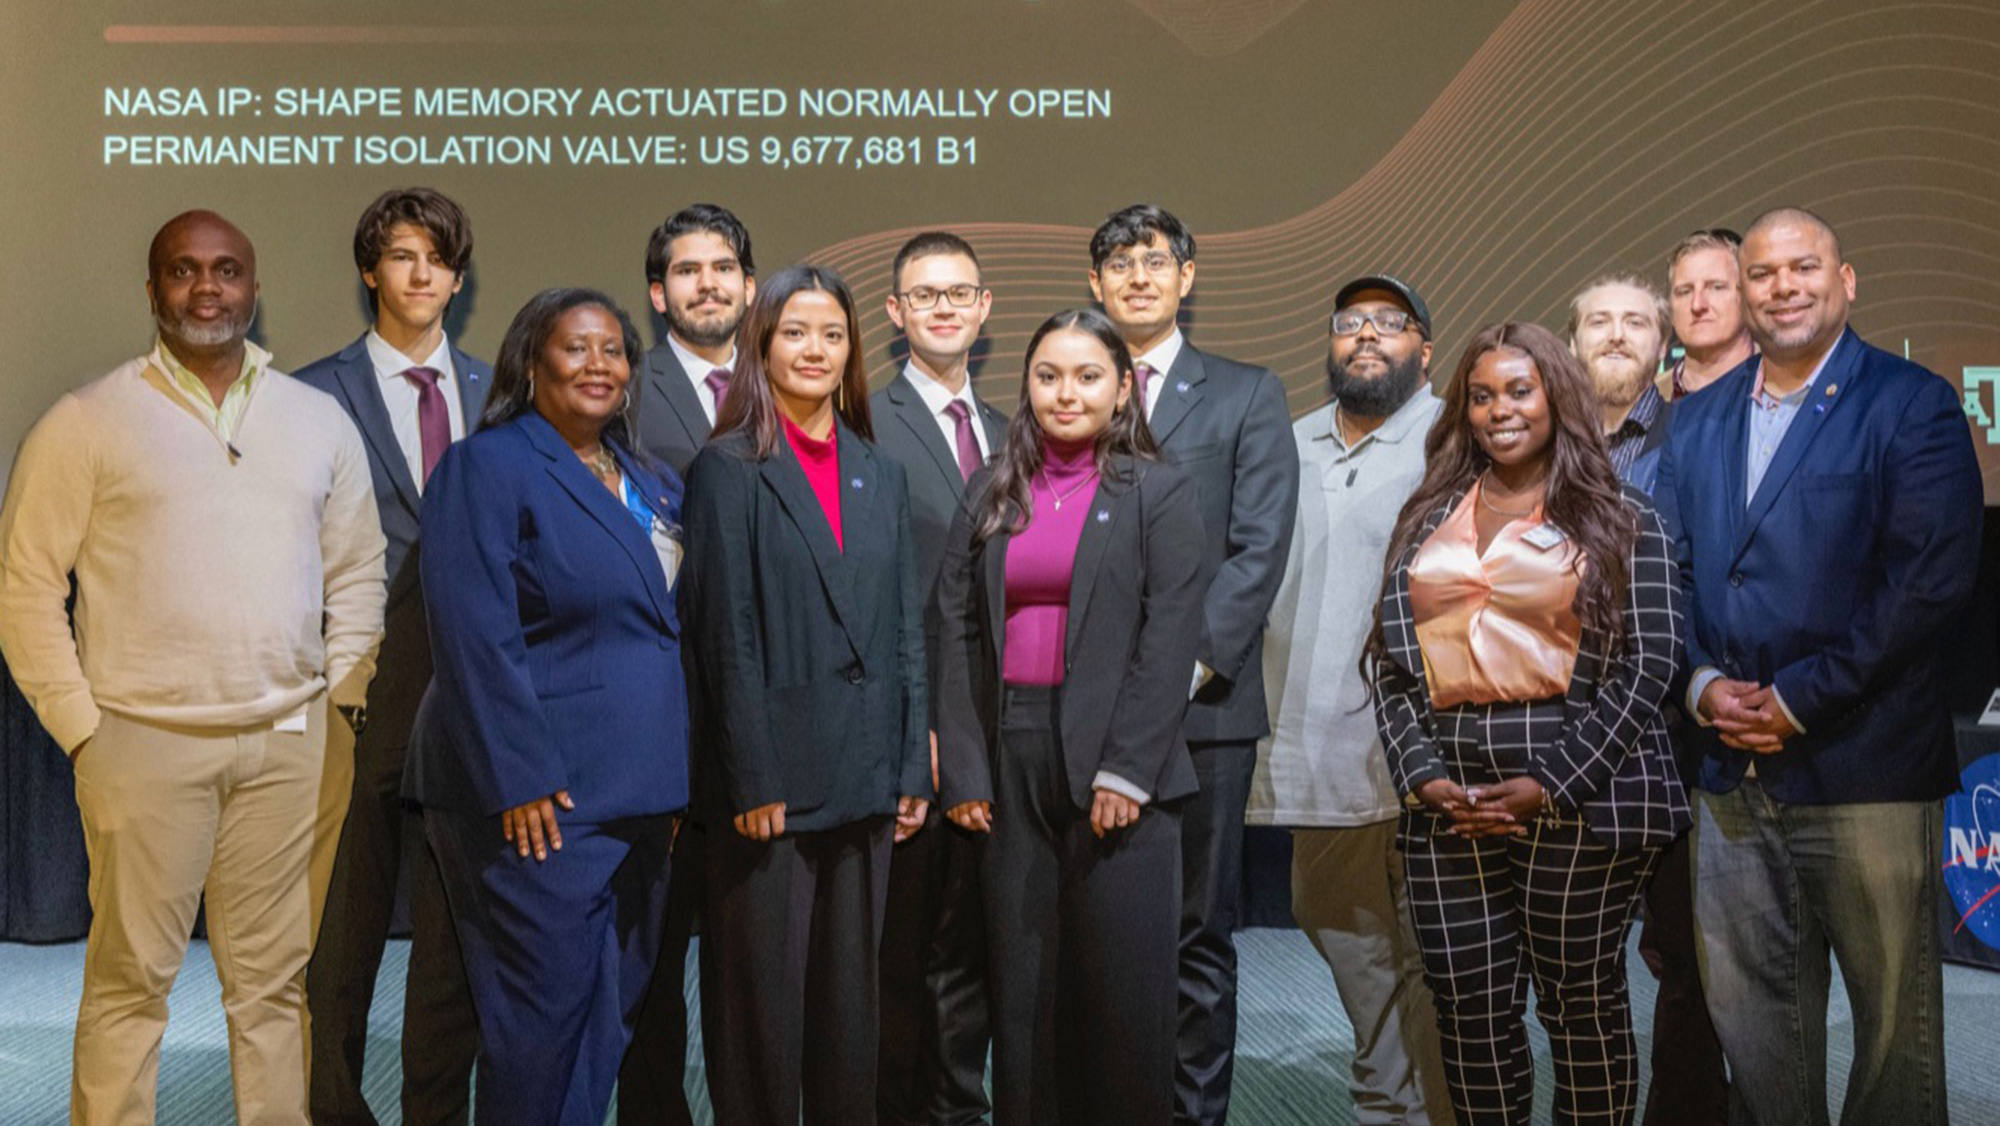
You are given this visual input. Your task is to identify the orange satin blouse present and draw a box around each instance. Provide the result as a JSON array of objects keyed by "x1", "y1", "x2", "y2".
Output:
[{"x1": 1409, "y1": 483, "x2": 1584, "y2": 708}]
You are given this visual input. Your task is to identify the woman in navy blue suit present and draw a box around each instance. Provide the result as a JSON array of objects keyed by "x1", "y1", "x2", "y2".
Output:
[
  {"x1": 406, "y1": 288, "x2": 690, "y2": 1126},
  {"x1": 679, "y1": 265, "x2": 931, "y2": 1126}
]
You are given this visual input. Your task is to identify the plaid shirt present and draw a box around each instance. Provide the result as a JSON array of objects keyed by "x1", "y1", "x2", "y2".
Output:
[{"x1": 1604, "y1": 383, "x2": 1666, "y2": 481}]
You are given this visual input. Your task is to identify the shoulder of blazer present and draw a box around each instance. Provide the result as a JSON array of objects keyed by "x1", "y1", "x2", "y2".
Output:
[
  {"x1": 290, "y1": 335, "x2": 370, "y2": 389},
  {"x1": 1185, "y1": 345, "x2": 1276, "y2": 390}
]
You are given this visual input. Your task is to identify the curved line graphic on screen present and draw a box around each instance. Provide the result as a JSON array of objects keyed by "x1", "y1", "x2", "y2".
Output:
[
  {"x1": 804, "y1": 0, "x2": 2000, "y2": 493},
  {"x1": 1121, "y1": 0, "x2": 1310, "y2": 56}
]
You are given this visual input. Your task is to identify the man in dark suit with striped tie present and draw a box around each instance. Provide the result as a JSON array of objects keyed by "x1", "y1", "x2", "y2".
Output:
[
  {"x1": 296, "y1": 186, "x2": 489, "y2": 1126},
  {"x1": 621, "y1": 202, "x2": 757, "y2": 1126},
  {"x1": 1087, "y1": 204, "x2": 1300, "y2": 1126},
  {"x1": 869, "y1": 231, "x2": 1009, "y2": 1126}
]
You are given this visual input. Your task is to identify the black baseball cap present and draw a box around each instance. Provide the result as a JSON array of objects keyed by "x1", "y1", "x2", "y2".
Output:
[{"x1": 1334, "y1": 274, "x2": 1432, "y2": 336}]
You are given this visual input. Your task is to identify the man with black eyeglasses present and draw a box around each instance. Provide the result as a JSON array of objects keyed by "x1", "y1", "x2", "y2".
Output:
[
  {"x1": 870, "y1": 231, "x2": 1008, "y2": 1126},
  {"x1": 1087, "y1": 203, "x2": 1300, "y2": 1126},
  {"x1": 1256, "y1": 275, "x2": 1454, "y2": 1125}
]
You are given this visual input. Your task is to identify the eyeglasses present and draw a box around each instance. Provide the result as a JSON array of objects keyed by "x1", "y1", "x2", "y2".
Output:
[
  {"x1": 898, "y1": 284, "x2": 984, "y2": 310},
  {"x1": 1098, "y1": 251, "x2": 1179, "y2": 278},
  {"x1": 1330, "y1": 309, "x2": 1418, "y2": 336}
]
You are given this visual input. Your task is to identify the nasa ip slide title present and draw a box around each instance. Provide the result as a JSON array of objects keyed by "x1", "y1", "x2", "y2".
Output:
[{"x1": 102, "y1": 84, "x2": 1113, "y2": 169}]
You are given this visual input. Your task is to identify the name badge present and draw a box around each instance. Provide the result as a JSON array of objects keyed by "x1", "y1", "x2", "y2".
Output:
[
  {"x1": 651, "y1": 518, "x2": 684, "y2": 588},
  {"x1": 1520, "y1": 524, "x2": 1567, "y2": 551}
]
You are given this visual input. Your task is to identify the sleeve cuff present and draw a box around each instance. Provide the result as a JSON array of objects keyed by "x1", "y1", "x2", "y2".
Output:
[
  {"x1": 1686, "y1": 666, "x2": 1724, "y2": 725},
  {"x1": 1092, "y1": 770, "x2": 1152, "y2": 806},
  {"x1": 1769, "y1": 684, "x2": 1806, "y2": 735},
  {"x1": 45, "y1": 694, "x2": 103, "y2": 756}
]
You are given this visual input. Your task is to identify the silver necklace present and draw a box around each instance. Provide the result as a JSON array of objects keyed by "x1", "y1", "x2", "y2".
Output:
[
  {"x1": 1039, "y1": 464, "x2": 1099, "y2": 511},
  {"x1": 1478, "y1": 472, "x2": 1541, "y2": 517}
]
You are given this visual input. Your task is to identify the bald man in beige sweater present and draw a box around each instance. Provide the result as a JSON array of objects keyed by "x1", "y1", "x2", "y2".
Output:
[{"x1": 0, "y1": 211, "x2": 385, "y2": 1126}]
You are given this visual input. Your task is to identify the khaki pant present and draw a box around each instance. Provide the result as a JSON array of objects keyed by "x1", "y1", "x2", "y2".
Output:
[{"x1": 69, "y1": 702, "x2": 332, "y2": 1126}]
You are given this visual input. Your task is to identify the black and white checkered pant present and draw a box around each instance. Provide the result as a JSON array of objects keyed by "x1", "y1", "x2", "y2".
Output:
[{"x1": 1401, "y1": 699, "x2": 1661, "y2": 1126}]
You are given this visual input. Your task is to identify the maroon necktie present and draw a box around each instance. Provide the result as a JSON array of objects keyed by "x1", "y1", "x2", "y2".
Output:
[
  {"x1": 943, "y1": 400, "x2": 982, "y2": 482},
  {"x1": 704, "y1": 367, "x2": 732, "y2": 414},
  {"x1": 401, "y1": 366, "x2": 448, "y2": 485},
  {"x1": 1135, "y1": 361, "x2": 1158, "y2": 418}
]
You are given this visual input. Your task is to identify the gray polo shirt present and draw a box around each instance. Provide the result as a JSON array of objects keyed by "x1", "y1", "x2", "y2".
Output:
[{"x1": 1250, "y1": 389, "x2": 1442, "y2": 827}]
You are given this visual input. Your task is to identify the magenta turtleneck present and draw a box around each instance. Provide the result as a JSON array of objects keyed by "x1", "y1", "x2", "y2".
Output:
[
  {"x1": 782, "y1": 414, "x2": 842, "y2": 550},
  {"x1": 1002, "y1": 436, "x2": 1101, "y2": 685}
]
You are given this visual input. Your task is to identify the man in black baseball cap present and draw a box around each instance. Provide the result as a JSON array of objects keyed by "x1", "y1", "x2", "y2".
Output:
[{"x1": 1250, "y1": 271, "x2": 1453, "y2": 1123}]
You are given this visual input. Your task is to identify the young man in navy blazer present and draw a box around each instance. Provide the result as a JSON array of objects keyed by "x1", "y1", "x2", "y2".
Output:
[
  {"x1": 621, "y1": 202, "x2": 756, "y2": 1126},
  {"x1": 869, "y1": 231, "x2": 1009, "y2": 1126},
  {"x1": 1654, "y1": 207, "x2": 1983, "y2": 1126},
  {"x1": 1087, "y1": 204, "x2": 1300, "y2": 1126},
  {"x1": 295, "y1": 187, "x2": 489, "y2": 1126}
]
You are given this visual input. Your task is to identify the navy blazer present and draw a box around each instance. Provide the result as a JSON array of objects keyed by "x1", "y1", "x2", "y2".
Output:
[
  {"x1": 293, "y1": 336, "x2": 491, "y2": 736},
  {"x1": 1374, "y1": 488, "x2": 1691, "y2": 850},
  {"x1": 1654, "y1": 328, "x2": 1983, "y2": 804},
  {"x1": 678, "y1": 421, "x2": 930, "y2": 833},
  {"x1": 933, "y1": 456, "x2": 1206, "y2": 812},
  {"x1": 1149, "y1": 344, "x2": 1301, "y2": 744},
  {"x1": 405, "y1": 412, "x2": 690, "y2": 821}
]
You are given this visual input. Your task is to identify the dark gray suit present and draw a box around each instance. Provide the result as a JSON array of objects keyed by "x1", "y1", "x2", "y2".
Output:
[
  {"x1": 1148, "y1": 342, "x2": 1299, "y2": 1126},
  {"x1": 869, "y1": 371, "x2": 1008, "y2": 1126},
  {"x1": 295, "y1": 335, "x2": 489, "y2": 1126},
  {"x1": 622, "y1": 336, "x2": 716, "y2": 1126}
]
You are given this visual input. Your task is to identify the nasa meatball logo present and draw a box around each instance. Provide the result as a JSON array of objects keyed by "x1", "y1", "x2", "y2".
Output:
[{"x1": 1943, "y1": 753, "x2": 2000, "y2": 951}]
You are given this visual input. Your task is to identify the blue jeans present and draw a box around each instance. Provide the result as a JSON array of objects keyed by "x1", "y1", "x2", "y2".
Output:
[{"x1": 1690, "y1": 782, "x2": 1947, "y2": 1126}]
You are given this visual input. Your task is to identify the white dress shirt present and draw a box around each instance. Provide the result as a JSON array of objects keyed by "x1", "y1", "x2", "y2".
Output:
[
  {"x1": 900, "y1": 361, "x2": 992, "y2": 462},
  {"x1": 668, "y1": 333, "x2": 737, "y2": 426},
  {"x1": 365, "y1": 331, "x2": 464, "y2": 494},
  {"x1": 1132, "y1": 329, "x2": 1186, "y2": 421}
]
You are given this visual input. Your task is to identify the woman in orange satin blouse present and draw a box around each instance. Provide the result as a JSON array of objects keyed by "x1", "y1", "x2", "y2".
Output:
[{"x1": 1365, "y1": 322, "x2": 1688, "y2": 1126}]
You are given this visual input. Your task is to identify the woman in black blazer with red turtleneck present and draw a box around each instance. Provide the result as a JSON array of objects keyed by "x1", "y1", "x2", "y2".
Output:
[
  {"x1": 934, "y1": 308, "x2": 1206, "y2": 1126},
  {"x1": 677, "y1": 266, "x2": 930, "y2": 1126}
]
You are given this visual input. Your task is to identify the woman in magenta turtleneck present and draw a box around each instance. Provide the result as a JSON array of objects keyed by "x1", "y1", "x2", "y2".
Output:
[
  {"x1": 678, "y1": 266, "x2": 931, "y2": 1126},
  {"x1": 934, "y1": 308, "x2": 1206, "y2": 1125}
]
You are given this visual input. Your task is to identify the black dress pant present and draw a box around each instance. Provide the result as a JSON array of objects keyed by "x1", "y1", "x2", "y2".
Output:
[
  {"x1": 1174, "y1": 739, "x2": 1254, "y2": 1126},
  {"x1": 1636, "y1": 830, "x2": 1728, "y2": 1126},
  {"x1": 983, "y1": 686, "x2": 1181, "y2": 1126},
  {"x1": 618, "y1": 820, "x2": 706, "y2": 1126},
  {"x1": 309, "y1": 732, "x2": 477, "y2": 1126},
  {"x1": 1402, "y1": 699, "x2": 1659, "y2": 1126},
  {"x1": 879, "y1": 804, "x2": 992, "y2": 1126},
  {"x1": 704, "y1": 814, "x2": 895, "y2": 1126}
]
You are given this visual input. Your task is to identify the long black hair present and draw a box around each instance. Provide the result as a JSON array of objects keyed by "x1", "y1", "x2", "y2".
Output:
[
  {"x1": 480, "y1": 287, "x2": 646, "y2": 450},
  {"x1": 711, "y1": 265, "x2": 873, "y2": 457},
  {"x1": 972, "y1": 308, "x2": 1160, "y2": 541}
]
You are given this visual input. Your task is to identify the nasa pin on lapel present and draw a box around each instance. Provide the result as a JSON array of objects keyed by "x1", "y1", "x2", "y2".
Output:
[
  {"x1": 851, "y1": 477, "x2": 865, "y2": 490},
  {"x1": 1177, "y1": 380, "x2": 1191, "y2": 394},
  {"x1": 1096, "y1": 509, "x2": 1110, "y2": 523},
  {"x1": 1816, "y1": 382, "x2": 1838, "y2": 414}
]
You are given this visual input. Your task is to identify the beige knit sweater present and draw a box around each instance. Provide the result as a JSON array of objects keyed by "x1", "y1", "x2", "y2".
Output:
[{"x1": 0, "y1": 348, "x2": 386, "y2": 752}]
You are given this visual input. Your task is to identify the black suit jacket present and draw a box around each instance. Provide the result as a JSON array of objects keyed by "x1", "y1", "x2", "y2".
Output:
[
  {"x1": 934, "y1": 456, "x2": 1206, "y2": 812},
  {"x1": 1372, "y1": 488, "x2": 1691, "y2": 850},
  {"x1": 678, "y1": 422, "x2": 931, "y2": 833},
  {"x1": 1148, "y1": 344, "x2": 1300, "y2": 743},
  {"x1": 635, "y1": 340, "x2": 718, "y2": 479},
  {"x1": 868, "y1": 372, "x2": 1010, "y2": 725},
  {"x1": 293, "y1": 336, "x2": 492, "y2": 738}
]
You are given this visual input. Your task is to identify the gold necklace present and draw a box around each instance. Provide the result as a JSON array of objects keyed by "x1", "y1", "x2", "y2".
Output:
[
  {"x1": 1039, "y1": 465, "x2": 1099, "y2": 511},
  {"x1": 581, "y1": 446, "x2": 618, "y2": 481},
  {"x1": 1478, "y1": 473, "x2": 1541, "y2": 517}
]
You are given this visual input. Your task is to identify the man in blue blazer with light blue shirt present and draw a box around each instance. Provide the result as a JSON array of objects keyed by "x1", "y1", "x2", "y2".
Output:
[
  {"x1": 1653, "y1": 207, "x2": 1982, "y2": 1126},
  {"x1": 295, "y1": 187, "x2": 488, "y2": 1126}
]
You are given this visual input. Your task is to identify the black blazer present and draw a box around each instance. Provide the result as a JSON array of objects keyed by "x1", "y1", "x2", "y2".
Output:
[
  {"x1": 678, "y1": 421, "x2": 930, "y2": 833},
  {"x1": 934, "y1": 456, "x2": 1206, "y2": 812},
  {"x1": 635, "y1": 340, "x2": 716, "y2": 479},
  {"x1": 1148, "y1": 344, "x2": 1300, "y2": 743},
  {"x1": 868, "y1": 372, "x2": 1010, "y2": 724},
  {"x1": 1372, "y1": 488, "x2": 1690, "y2": 850},
  {"x1": 293, "y1": 336, "x2": 492, "y2": 738}
]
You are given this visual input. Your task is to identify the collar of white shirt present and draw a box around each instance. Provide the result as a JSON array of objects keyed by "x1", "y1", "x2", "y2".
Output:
[
  {"x1": 667, "y1": 332, "x2": 735, "y2": 391},
  {"x1": 1132, "y1": 328, "x2": 1185, "y2": 415},
  {"x1": 366, "y1": 330, "x2": 454, "y2": 385},
  {"x1": 902, "y1": 361, "x2": 989, "y2": 458}
]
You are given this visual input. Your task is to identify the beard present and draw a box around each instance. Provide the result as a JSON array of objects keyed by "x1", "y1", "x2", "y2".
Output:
[
  {"x1": 667, "y1": 301, "x2": 741, "y2": 349},
  {"x1": 154, "y1": 302, "x2": 255, "y2": 349},
  {"x1": 1586, "y1": 352, "x2": 1652, "y2": 408},
  {"x1": 1326, "y1": 346, "x2": 1425, "y2": 418}
]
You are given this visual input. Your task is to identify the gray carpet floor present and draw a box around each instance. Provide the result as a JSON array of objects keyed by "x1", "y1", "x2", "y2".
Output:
[{"x1": 3, "y1": 930, "x2": 1997, "y2": 1124}]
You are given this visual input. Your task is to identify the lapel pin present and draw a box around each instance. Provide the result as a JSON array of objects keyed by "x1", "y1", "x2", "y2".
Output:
[
  {"x1": 1813, "y1": 402, "x2": 1826, "y2": 414},
  {"x1": 1096, "y1": 509, "x2": 1110, "y2": 523},
  {"x1": 851, "y1": 477, "x2": 865, "y2": 490},
  {"x1": 1824, "y1": 383, "x2": 1838, "y2": 396},
  {"x1": 1177, "y1": 380, "x2": 1191, "y2": 393}
]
